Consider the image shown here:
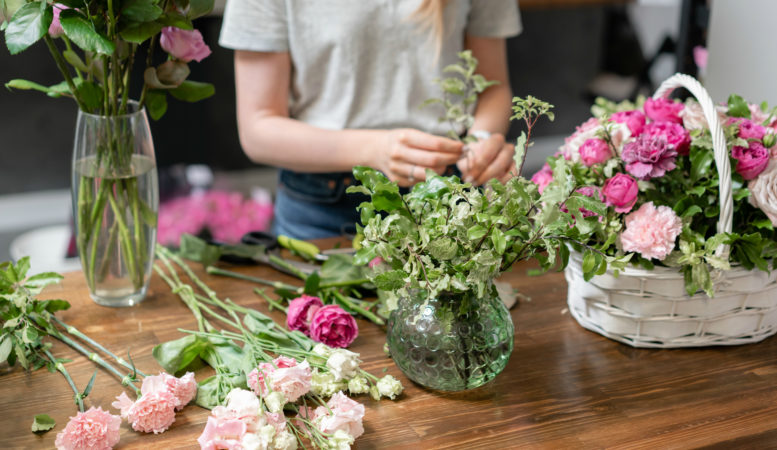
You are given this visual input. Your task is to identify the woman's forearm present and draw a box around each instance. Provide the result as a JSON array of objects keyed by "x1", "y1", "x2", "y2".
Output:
[{"x1": 470, "y1": 82, "x2": 512, "y2": 136}]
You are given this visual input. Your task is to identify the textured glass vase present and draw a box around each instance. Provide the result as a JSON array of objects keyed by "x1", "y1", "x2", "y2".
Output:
[
  {"x1": 386, "y1": 287, "x2": 514, "y2": 391},
  {"x1": 71, "y1": 102, "x2": 159, "y2": 307}
]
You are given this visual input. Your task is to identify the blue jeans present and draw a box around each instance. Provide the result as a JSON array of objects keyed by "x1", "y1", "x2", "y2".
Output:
[{"x1": 272, "y1": 170, "x2": 366, "y2": 240}]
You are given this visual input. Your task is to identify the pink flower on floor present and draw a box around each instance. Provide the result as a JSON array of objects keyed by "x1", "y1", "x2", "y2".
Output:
[
  {"x1": 641, "y1": 121, "x2": 690, "y2": 155},
  {"x1": 530, "y1": 163, "x2": 553, "y2": 194},
  {"x1": 620, "y1": 202, "x2": 682, "y2": 260},
  {"x1": 579, "y1": 138, "x2": 612, "y2": 166},
  {"x1": 269, "y1": 360, "x2": 312, "y2": 402},
  {"x1": 602, "y1": 173, "x2": 639, "y2": 214},
  {"x1": 160, "y1": 27, "x2": 212, "y2": 63},
  {"x1": 112, "y1": 390, "x2": 177, "y2": 434},
  {"x1": 611, "y1": 110, "x2": 646, "y2": 136},
  {"x1": 732, "y1": 142, "x2": 770, "y2": 180},
  {"x1": 247, "y1": 356, "x2": 299, "y2": 397},
  {"x1": 310, "y1": 305, "x2": 359, "y2": 348},
  {"x1": 55, "y1": 407, "x2": 121, "y2": 450},
  {"x1": 142, "y1": 372, "x2": 197, "y2": 411},
  {"x1": 196, "y1": 415, "x2": 247, "y2": 450},
  {"x1": 286, "y1": 295, "x2": 323, "y2": 335},
  {"x1": 621, "y1": 134, "x2": 678, "y2": 180},
  {"x1": 314, "y1": 391, "x2": 365, "y2": 439},
  {"x1": 644, "y1": 97, "x2": 684, "y2": 124}
]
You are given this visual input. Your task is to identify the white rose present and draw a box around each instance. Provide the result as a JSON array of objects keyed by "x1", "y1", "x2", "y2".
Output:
[
  {"x1": 749, "y1": 159, "x2": 777, "y2": 226},
  {"x1": 326, "y1": 349, "x2": 361, "y2": 381},
  {"x1": 376, "y1": 375, "x2": 403, "y2": 400}
]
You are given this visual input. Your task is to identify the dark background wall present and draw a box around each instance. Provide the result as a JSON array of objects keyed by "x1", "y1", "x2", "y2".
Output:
[{"x1": 0, "y1": 6, "x2": 608, "y2": 195}]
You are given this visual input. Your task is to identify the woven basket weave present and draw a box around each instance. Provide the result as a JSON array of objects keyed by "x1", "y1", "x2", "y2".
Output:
[{"x1": 565, "y1": 73, "x2": 777, "y2": 348}]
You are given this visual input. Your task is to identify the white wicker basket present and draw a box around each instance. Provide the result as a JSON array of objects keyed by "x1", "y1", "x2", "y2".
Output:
[{"x1": 565, "y1": 73, "x2": 777, "y2": 348}]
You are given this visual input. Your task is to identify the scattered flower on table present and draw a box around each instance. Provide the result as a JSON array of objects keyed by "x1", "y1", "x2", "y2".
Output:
[
  {"x1": 310, "y1": 305, "x2": 359, "y2": 348},
  {"x1": 247, "y1": 356, "x2": 312, "y2": 403},
  {"x1": 286, "y1": 295, "x2": 324, "y2": 335},
  {"x1": 55, "y1": 407, "x2": 121, "y2": 450},
  {"x1": 111, "y1": 371, "x2": 196, "y2": 434}
]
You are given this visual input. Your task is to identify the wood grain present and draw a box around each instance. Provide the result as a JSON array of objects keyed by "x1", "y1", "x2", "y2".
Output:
[{"x1": 2, "y1": 240, "x2": 777, "y2": 449}]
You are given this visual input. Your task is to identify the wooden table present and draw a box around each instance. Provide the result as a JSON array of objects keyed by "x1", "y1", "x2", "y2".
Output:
[{"x1": 3, "y1": 246, "x2": 777, "y2": 449}]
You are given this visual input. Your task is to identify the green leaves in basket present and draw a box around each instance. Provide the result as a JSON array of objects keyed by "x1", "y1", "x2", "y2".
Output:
[
  {"x1": 727, "y1": 94, "x2": 751, "y2": 119},
  {"x1": 31, "y1": 414, "x2": 56, "y2": 433}
]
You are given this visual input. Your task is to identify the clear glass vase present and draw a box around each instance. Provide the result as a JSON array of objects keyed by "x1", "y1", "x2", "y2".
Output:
[
  {"x1": 71, "y1": 102, "x2": 159, "y2": 307},
  {"x1": 386, "y1": 286, "x2": 514, "y2": 391}
]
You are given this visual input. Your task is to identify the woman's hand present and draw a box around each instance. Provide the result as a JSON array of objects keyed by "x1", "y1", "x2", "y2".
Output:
[
  {"x1": 374, "y1": 129, "x2": 464, "y2": 187},
  {"x1": 457, "y1": 133, "x2": 516, "y2": 185}
]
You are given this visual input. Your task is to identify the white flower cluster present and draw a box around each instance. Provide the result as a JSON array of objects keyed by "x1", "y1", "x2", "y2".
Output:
[{"x1": 309, "y1": 344, "x2": 404, "y2": 400}]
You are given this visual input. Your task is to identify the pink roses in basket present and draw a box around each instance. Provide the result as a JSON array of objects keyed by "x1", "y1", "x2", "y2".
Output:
[{"x1": 287, "y1": 295, "x2": 358, "y2": 348}]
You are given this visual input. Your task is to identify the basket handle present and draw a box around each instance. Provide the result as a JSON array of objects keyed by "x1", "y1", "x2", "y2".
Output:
[{"x1": 653, "y1": 73, "x2": 732, "y2": 259}]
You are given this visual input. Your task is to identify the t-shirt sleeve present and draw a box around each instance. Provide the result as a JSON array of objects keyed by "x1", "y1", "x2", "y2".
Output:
[
  {"x1": 219, "y1": 0, "x2": 288, "y2": 52},
  {"x1": 466, "y1": 0, "x2": 522, "y2": 38}
]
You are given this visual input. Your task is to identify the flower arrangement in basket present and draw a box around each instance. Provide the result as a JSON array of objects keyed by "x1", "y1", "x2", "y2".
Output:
[{"x1": 535, "y1": 74, "x2": 777, "y2": 348}]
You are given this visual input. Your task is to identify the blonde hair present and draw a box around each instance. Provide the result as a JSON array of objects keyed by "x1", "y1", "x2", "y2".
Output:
[{"x1": 412, "y1": 0, "x2": 451, "y2": 59}]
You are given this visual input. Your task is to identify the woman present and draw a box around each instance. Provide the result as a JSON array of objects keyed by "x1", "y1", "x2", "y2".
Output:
[{"x1": 220, "y1": 0, "x2": 522, "y2": 239}]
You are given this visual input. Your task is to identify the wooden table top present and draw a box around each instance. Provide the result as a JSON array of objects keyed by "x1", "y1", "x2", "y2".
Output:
[{"x1": 3, "y1": 243, "x2": 777, "y2": 449}]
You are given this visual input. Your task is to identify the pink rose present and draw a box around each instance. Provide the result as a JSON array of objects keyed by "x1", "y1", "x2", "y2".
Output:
[
  {"x1": 160, "y1": 27, "x2": 212, "y2": 63},
  {"x1": 621, "y1": 134, "x2": 678, "y2": 180},
  {"x1": 748, "y1": 159, "x2": 777, "y2": 226},
  {"x1": 611, "y1": 110, "x2": 646, "y2": 136},
  {"x1": 620, "y1": 202, "x2": 682, "y2": 260},
  {"x1": 530, "y1": 163, "x2": 553, "y2": 194},
  {"x1": 112, "y1": 390, "x2": 177, "y2": 434},
  {"x1": 286, "y1": 295, "x2": 323, "y2": 335},
  {"x1": 644, "y1": 97, "x2": 684, "y2": 124},
  {"x1": 310, "y1": 305, "x2": 359, "y2": 348},
  {"x1": 247, "y1": 356, "x2": 298, "y2": 397},
  {"x1": 578, "y1": 138, "x2": 612, "y2": 166},
  {"x1": 734, "y1": 118, "x2": 767, "y2": 141},
  {"x1": 197, "y1": 416, "x2": 246, "y2": 450},
  {"x1": 141, "y1": 372, "x2": 197, "y2": 411},
  {"x1": 268, "y1": 360, "x2": 312, "y2": 402},
  {"x1": 48, "y1": 4, "x2": 68, "y2": 38},
  {"x1": 602, "y1": 173, "x2": 639, "y2": 213},
  {"x1": 641, "y1": 121, "x2": 690, "y2": 155},
  {"x1": 55, "y1": 407, "x2": 121, "y2": 450},
  {"x1": 314, "y1": 391, "x2": 365, "y2": 439},
  {"x1": 732, "y1": 142, "x2": 770, "y2": 180},
  {"x1": 560, "y1": 117, "x2": 603, "y2": 163}
]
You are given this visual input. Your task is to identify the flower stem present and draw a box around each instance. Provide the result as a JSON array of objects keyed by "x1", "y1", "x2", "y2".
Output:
[
  {"x1": 253, "y1": 288, "x2": 288, "y2": 313},
  {"x1": 332, "y1": 291, "x2": 384, "y2": 326},
  {"x1": 206, "y1": 266, "x2": 300, "y2": 292},
  {"x1": 44, "y1": 349, "x2": 85, "y2": 412},
  {"x1": 43, "y1": 35, "x2": 87, "y2": 111}
]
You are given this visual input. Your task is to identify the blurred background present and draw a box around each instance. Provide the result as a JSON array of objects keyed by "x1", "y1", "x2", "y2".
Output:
[{"x1": 2, "y1": 0, "x2": 771, "y2": 269}]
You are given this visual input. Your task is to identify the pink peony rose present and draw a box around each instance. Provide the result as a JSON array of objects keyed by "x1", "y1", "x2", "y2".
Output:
[
  {"x1": 734, "y1": 118, "x2": 767, "y2": 141},
  {"x1": 732, "y1": 142, "x2": 770, "y2": 180},
  {"x1": 310, "y1": 305, "x2": 359, "y2": 348},
  {"x1": 314, "y1": 391, "x2": 365, "y2": 439},
  {"x1": 160, "y1": 27, "x2": 211, "y2": 63},
  {"x1": 620, "y1": 202, "x2": 683, "y2": 260},
  {"x1": 602, "y1": 173, "x2": 639, "y2": 214},
  {"x1": 141, "y1": 372, "x2": 197, "y2": 411},
  {"x1": 530, "y1": 163, "x2": 553, "y2": 194},
  {"x1": 286, "y1": 295, "x2": 323, "y2": 335},
  {"x1": 55, "y1": 407, "x2": 121, "y2": 450},
  {"x1": 611, "y1": 110, "x2": 646, "y2": 136},
  {"x1": 48, "y1": 4, "x2": 68, "y2": 38},
  {"x1": 578, "y1": 138, "x2": 612, "y2": 166},
  {"x1": 247, "y1": 356, "x2": 299, "y2": 397},
  {"x1": 268, "y1": 360, "x2": 312, "y2": 402},
  {"x1": 641, "y1": 121, "x2": 690, "y2": 155},
  {"x1": 197, "y1": 415, "x2": 246, "y2": 450},
  {"x1": 559, "y1": 117, "x2": 603, "y2": 163},
  {"x1": 112, "y1": 390, "x2": 177, "y2": 434},
  {"x1": 748, "y1": 159, "x2": 777, "y2": 226},
  {"x1": 644, "y1": 97, "x2": 684, "y2": 124},
  {"x1": 621, "y1": 133, "x2": 678, "y2": 180}
]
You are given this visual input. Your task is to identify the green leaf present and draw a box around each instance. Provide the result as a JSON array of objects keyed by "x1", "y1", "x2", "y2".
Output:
[
  {"x1": 303, "y1": 271, "x2": 320, "y2": 295},
  {"x1": 689, "y1": 146, "x2": 714, "y2": 183},
  {"x1": 169, "y1": 80, "x2": 215, "y2": 103},
  {"x1": 194, "y1": 375, "x2": 223, "y2": 409},
  {"x1": 59, "y1": 10, "x2": 115, "y2": 54},
  {"x1": 187, "y1": 0, "x2": 214, "y2": 19},
  {"x1": 514, "y1": 131, "x2": 527, "y2": 174},
  {"x1": 0, "y1": 335, "x2": 12, "y2": 363},
  {"x1": 74, "y1": 79, "x2": 104, "y2": 113},
  {"x1": 121, "y1": 0, "x2": 163, "y2": 22},
  {"x1": 681, "y1": 205, "x2": 702, "y2": 218},
  {"x1": 582, "y1": 251, "x2": 596, "y2": 278},
  {"x1": 82, "y1": 370, "x2": 98, "y2": 397},
  {"x1": 24, "y1": 272, "x2": 63, "y2": 288},
  {"x1": 727, "y1": 94, "x2": 751, "y2": 119},
  {"x1": 31, "y1": 414, "x2": 55, "y2": 433},
  {"x1": 467, "y1": 224, "x2": 487, "y2": 241},
  {"x1": 490, "y1": 228, "x2": 506, "y2": 255},
  {"x1": 152, "y1": 334, "x2": 211, "y2": 375},
  {"x1": 4, "y1": 2, "x2": 52, "y2": 55},
  {"x1": 157, "y1": 12, "x2": 193, "y2": 30},
  {"x1": 144, "y1": 89, "x2": 168, "y2": 120},
  {"x1": 119, "y1": 20, "x2": 163, "y2": 44},
  {"x1": 62, "y1": 49, "x2": 88, "y2": 72},
  {"x1": 5, "y1": 79, "x2": 53, "y2": 94},
  {"x1": 374, "y1": 270, "x2": 405, "y2": 291}
]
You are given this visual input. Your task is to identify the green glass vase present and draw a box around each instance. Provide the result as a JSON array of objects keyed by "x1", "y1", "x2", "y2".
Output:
[{"x1": 386, "y1": 286, "x2": 514, "y2": 391}]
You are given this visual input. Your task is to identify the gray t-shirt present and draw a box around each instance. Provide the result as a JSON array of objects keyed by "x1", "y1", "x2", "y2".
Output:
[{"x1": 219, "y1": 0, "x2": 521, "y2": 136}]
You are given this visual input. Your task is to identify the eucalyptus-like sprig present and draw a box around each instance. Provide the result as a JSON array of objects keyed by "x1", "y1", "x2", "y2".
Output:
[{"x1": 511, "y1": 95, "x2": 555, "y2": 175}]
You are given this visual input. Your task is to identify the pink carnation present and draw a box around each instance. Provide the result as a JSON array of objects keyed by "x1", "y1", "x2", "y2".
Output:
[
  {"x1": 732, "y1": 142, "x2": 770, "y2": 180},
  {"x1": 602, "y1": 173, "x2": 639, "y2": 214},
  {"x1": 160, "y1": 27, "x2": 211, "y2": 63},
  {"x1": 530, "y1": 163, "x2": 554, "y2": 194},
  {"x1": 644, "y1": 97, "x2": 684, "y2": 124},
  {"x1": 621, "y1": 133, "x2": 678, "y2": 180},
  {"x1": 579, "y1": 138, "x2": 612, "y2": 166},
  {"x1": 286, "y1": 295, "x2": 323, "y2": 335},
  {"x1": 620, "y1": 202, "x2": 682, "y2": 260},
  {"x1": 611, "y1": 110, "x2": 646, "y2": 136},
  {"x1": 141, "y1": 372, "x2": 197, "y2": 411},
  {"x1": 112, "y1": 390, "x2": 177, "y2": 434},
  {"x1": 197, "y1": 415, "x2": 247, "y2": 450},
  {"x1": 310, "y1": 305, "x2": 359, "y2": 348},
  {"x1": 314, "y1": 391, "x2": 365, "y2": 439},
  {"x1": 247, "y1": 356, "x2": 299, "y2": 397},
  {"x1": 641, "y1": 121, "x2": 690, "y2": 155},
  {"x1": 55, "y1": 407, "x2": 121, "y2": 450}
]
